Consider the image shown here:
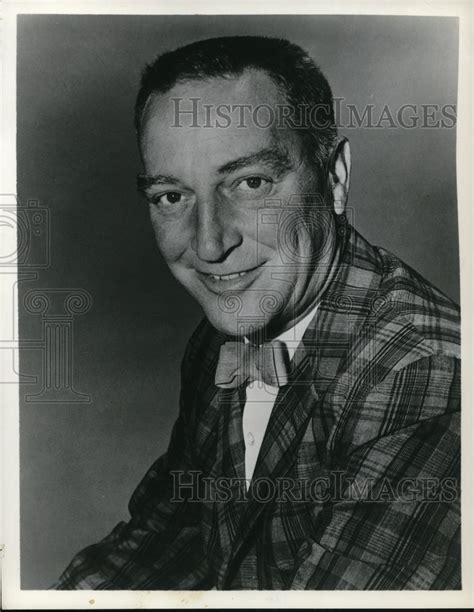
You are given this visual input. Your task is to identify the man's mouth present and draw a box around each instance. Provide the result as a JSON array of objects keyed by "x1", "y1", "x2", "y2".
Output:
[
  {"x1": 206, "y1": 269, "x2": 254, "y2": 281},
  {"x1": 197, "y1": 264, "x2": 265, "y2": 292}
]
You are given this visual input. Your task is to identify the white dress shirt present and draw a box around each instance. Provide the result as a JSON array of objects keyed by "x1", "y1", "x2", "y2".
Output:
[{"x1": 242, "y1": 305, "x2": 318, "y2": 486}]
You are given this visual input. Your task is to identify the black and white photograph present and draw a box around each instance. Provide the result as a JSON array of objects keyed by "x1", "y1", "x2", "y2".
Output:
[{"x1": 2, "y1": 1, "x2": 473, "y2": 608}]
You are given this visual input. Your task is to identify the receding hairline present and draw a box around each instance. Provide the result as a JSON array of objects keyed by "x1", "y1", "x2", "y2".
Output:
[{"x1": 137, "y1": 66, "x2": 289, "y2": 136}]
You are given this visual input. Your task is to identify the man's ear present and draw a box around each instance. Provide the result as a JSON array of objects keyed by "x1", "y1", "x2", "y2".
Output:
[{"x1": 327, "y1": 137, "x2": 351, "y2": 215}]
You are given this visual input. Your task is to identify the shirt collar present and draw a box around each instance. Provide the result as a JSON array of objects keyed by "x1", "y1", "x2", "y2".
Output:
[
  {"x1": 244, "y1": 302, "x2": 319, "y2": 362},
  {"x1": 276, "y1": 303, "x2": 319, "y2": 361}
]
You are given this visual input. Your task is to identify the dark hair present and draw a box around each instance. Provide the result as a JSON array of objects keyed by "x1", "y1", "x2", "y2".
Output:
[{"x1": 135, "y1": 36, "x2": 337, "y2": 173}]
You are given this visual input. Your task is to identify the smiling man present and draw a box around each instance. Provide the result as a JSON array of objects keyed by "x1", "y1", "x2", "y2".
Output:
[{"x1": 56, "y1": 36, "x2": 460, "y2": 590}]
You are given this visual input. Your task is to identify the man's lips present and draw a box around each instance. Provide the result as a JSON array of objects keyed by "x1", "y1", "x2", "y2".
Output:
[
  {"x1": 200, "y1": 264, "x2": 261, "y2": 281},
  {"x1": 196, "y1": 263, "x2": 265, "y2": 293}
]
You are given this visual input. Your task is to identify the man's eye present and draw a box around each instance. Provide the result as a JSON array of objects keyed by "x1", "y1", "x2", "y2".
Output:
[
  {"x1": 244, "y1": 177, "x2": 264, "y2": 189},
  {"x1": 153, "y1": 192, "x2": 183, "y2": 206},
  {"x1": 235, "y1": 176, "x2": 272, "y2": 197}
]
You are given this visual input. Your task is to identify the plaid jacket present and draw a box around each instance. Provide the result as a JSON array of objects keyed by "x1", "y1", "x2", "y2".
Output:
[{"x1": 56, "y1": 225, "x2": 460, "y2": 590}]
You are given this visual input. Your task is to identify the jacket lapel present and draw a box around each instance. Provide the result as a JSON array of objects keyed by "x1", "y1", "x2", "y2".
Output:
[
  {"x1": 210, "y1": 385, "x2": 248, "y2": 568},
  {"x1": 221, "y1": 225, "x2": 388, "y2": 583}
]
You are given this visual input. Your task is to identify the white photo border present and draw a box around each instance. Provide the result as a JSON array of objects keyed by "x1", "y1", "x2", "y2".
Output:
[{"x1": 2, "y1": 0, "x2": 473, "y2": 608}]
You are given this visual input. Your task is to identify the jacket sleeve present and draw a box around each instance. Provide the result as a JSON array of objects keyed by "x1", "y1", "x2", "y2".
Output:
[
  {"x1": 290, "y1": 354, "x2": 461, "y2": 590},
  {"x1": 54, "y1": 336, "x2": 212, "y2": 590}
]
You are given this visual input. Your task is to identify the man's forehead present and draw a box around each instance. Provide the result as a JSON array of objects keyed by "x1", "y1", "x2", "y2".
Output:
[
  {"x1": 139, "y1": 67, "x2": 302, "y2": 176},
  {"x1": 141, "y1": 68, "x2": 286, "y2": 126}
]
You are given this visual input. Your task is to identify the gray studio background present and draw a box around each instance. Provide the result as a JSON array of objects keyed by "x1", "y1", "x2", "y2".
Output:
[{"x1": 17, "y1": 15, "x2": 459, "y2": 588}]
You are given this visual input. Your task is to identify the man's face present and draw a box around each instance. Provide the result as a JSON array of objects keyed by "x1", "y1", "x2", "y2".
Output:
[{"x1": 139, "y1": 69, "x2": 337, "y2": 337}]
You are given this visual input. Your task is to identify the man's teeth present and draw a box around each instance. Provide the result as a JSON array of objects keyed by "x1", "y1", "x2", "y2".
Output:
[{"x1": 209, "y1": 271, "x2": 249, "y2": 281}]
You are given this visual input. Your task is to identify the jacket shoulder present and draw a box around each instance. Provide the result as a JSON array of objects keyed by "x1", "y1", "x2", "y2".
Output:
[{"x1": 374, "y1": 245, "x2": 460, "y2": 360}]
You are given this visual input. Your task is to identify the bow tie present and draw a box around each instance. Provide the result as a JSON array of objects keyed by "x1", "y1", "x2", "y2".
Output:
[{"x1": 215, "y1": 340, "x2": 291, "y2": 389}]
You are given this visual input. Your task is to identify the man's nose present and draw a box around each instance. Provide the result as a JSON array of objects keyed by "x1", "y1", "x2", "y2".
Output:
[{"x1": 191, "y1": 199, "x2": 242, "y2": 263}]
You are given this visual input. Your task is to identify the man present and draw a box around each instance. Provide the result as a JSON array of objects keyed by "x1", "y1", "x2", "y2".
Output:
[{"x1": 56, "y1": 36, "x2": 460, "y2": 590}]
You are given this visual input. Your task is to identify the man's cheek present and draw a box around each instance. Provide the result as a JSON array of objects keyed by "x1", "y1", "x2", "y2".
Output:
[
  {"x1": 155, "y1": 238, "x2": 177, "y2": 262},
  {"x1": 255, "y1": 223, "x2": 280, "y2": 261},
  {"x1": 152, "y1": 223, "x2": 188, "y2": 263},
  {"x1": 288, "y1": 211, "x2": 334, "y2": 266},
  {"x1": 309, "y1": 215, "x2": 336, "y2": 264}
]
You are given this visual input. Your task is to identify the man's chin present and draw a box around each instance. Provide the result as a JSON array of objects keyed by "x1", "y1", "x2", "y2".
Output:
[{"x1": 205, "y1": 310, "x2": 270, "y2": 338}]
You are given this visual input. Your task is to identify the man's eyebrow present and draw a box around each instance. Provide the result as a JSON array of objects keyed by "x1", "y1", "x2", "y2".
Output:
[
  {"x1": 217, "y1": 146, "x2": 294, "y2": 176},
  {"x1": 136, "y1": 173, "x2": 181, "y2": 191},
  {"x1": 136, "y1": 147, "x2": 294, "y2": 191}
]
